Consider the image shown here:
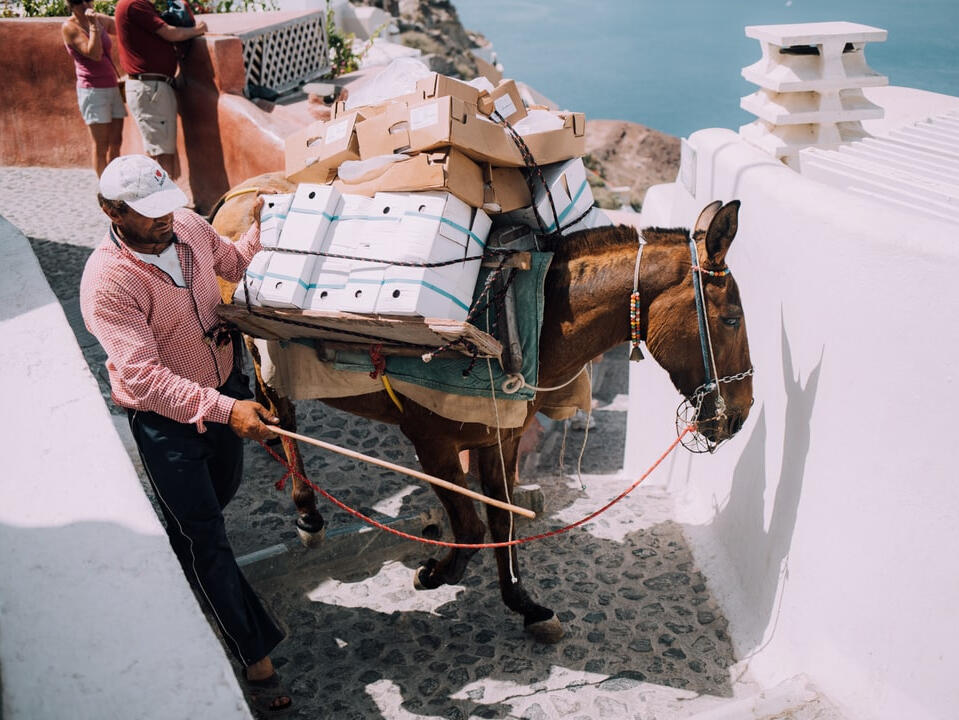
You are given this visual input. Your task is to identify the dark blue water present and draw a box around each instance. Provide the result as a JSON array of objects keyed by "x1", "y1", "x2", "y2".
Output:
[{"x1": 454, "y1": 0, "x2": 959, "y2": 138}]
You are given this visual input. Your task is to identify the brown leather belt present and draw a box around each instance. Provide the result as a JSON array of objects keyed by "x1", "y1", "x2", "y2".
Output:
[{"x1": 129, "y1": 73, "x2": 175, "y2": 88}]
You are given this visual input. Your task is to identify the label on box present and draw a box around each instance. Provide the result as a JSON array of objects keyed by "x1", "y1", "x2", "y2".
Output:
[
  {"x1": 325, "y1": 119, "x2": 349, "y2": 145},
  {"x1": 494, "y1": 94, "x2": 517, "y2": 120},
  {"x1": 410, "y1": 104, "x2": 439, "y2": 131}
]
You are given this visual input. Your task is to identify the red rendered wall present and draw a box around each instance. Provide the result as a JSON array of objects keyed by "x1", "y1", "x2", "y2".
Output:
[{"x1": 1, "y1": 17, "x2": 311, "y2": 212}]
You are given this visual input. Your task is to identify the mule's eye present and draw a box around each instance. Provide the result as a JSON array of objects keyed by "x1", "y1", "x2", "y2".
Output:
[{"x1": 722, "y1": 316, "x2": 740, "y2": 328}]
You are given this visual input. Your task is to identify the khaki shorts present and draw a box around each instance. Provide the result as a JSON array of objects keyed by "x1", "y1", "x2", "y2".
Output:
[
  {"x1": 77, "y1": 86, "x2": 127, "y2": 125},
  {"x1": 125, "y1": 78, "x2": 177, "y2": 156}
]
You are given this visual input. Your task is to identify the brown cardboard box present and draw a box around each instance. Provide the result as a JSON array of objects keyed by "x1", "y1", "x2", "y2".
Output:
[
  {"x1": 477, "y1": 80, "x2": 527, "y2": 125},
  {"x1": 330, "y1": 72, "x2": 476, "y2": 120},
  {"x1": 483, "y1": 165, "x2": 531, "y2": 213},
  {"x1": 332, "y1": 149, "x2": 486, "y2": 208},
  {"x1": 331, "y1": 97, "x2": 412, "y2": 120},
  {"x1": 357, "y1": 96, "x2": 585, "y2": 167},
  {"x1": 472, "y1": 52, "x2": 504, "y2": 85},
  {"x1": 285, "y1": 111, "x2": 366, "y2": 184},
  {"x1": 413, "y1": 73, "x2": 482, "y2": 106},
  {"x1": 517, "y1": 111, "x2": 587, "y2": 166}
]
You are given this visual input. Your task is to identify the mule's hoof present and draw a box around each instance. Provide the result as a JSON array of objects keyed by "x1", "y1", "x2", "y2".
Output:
[
  {"x1": 413, "y1": 559, "x2": 440, "y2": 590},
  {"x1": 295, "y1": 513, "x2": 325, "y2": 548},
  {"x1": 524, "y1": 614, "x2": 565, "y2": 644}
]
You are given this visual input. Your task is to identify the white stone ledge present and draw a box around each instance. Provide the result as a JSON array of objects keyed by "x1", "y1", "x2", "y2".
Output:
[{"x1": 0, "y1": 217, "x2": 252, "y2": 720}]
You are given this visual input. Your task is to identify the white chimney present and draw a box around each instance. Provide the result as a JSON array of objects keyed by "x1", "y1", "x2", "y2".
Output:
[{"x1": 739, "y1": 21, "x2": 888, "y2": 169}]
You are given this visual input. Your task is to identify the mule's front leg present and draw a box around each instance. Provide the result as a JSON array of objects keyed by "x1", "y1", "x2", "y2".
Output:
[
  {"x1": 246, "y1": 338, "x2": 324, "y2": 546},
  {"x1": 409, "y1": 442, "x2": 486, "y2": 590},
  {"x1": 477, "y1": 444, "x2": 564, "y2": 643},
  {"x1": 274, "y1": 397, "x2": 326, "y2": 546}
]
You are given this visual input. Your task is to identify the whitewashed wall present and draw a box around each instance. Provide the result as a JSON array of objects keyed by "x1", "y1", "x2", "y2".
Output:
[
  {"x1": 0, "y1": 219, "x2": 252, "y2": 720},
  {"x1": 627, "y1": 100, "x2": 959, "y2": 718}
]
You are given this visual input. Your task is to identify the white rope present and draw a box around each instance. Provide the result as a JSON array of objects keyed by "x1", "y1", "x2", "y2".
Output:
[
  {"x1": 633, "y1": 237, "x2": 645, "y2": 294},
  {"x1": 484, "y1": 311, "x2": 518, "y2": 584},
  {"x1": 501, "y1": 364, "x2": 588, "y2": 395},
  {"x1": 574, "y1": 362, "x2": 593, "y2": 489}
]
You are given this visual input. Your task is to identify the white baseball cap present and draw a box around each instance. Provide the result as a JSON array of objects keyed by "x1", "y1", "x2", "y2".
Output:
[{"x1": 99, "y1": 155, "x2": 188, "y2": 218}]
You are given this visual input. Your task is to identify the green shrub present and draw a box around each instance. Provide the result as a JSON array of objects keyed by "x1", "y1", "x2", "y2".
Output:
[
  {"x1": 11, "y1": 0, "x2": 272, "y2": 17},
  {"x1": 324, "y1": 5, "x2": 359, "y2": 77},
  {"x1": 9, "y1": 0, "x2": 116, "y2": 16}
]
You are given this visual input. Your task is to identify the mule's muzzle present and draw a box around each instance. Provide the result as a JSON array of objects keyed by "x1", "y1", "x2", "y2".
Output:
[{"x1": 676, "y1": 395, "x2": 752, "y2": 453}]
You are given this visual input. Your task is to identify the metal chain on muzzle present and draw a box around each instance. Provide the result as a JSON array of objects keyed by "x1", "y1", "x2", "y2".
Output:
[{"x1": 676, "y1": 368, "x2": 754, "y2": 453}]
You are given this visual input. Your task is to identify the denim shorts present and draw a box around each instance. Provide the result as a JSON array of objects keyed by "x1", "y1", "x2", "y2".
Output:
[{"x1": 76, "y1": 85, "x2": 126, "y2": 125}]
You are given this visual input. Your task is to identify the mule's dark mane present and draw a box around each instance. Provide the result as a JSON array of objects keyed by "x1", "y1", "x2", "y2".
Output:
[{"x1": 540, "y1": 224, "x2": 692, "y2": 261}]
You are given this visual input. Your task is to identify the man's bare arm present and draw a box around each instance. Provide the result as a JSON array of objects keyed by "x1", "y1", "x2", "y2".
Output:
[{"x1": 156, "y1": 20, "x2": 207, "y2": 43}]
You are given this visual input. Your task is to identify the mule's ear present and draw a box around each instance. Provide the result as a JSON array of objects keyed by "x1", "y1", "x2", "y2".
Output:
[
  {"x1": 704, "y1": 200, "x2": 740, "y2": 266},
  {"x1": 692, "y1": 200, "x2": 722, "y2": 239}
]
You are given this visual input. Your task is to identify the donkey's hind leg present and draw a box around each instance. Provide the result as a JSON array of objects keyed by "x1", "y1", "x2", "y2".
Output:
[
  {"x1": 407, "y1": 438, "x2": 487, "y2": 590},
  {"x1": 246, "y1": 338, "x2": 325, "y2": 546},
  {"x1": 476, "y1": 442, "x2": 564, "y2": 643}
]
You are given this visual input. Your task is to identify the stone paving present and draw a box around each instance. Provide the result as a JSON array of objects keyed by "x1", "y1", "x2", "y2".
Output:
[{"x1": 4, "y1": 167, "x2": 748, "y2": 719}]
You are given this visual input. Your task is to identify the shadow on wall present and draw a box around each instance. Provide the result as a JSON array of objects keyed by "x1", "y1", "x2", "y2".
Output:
[{"x1": 710, "y1": 312, "x2": 823, "y2": 655}]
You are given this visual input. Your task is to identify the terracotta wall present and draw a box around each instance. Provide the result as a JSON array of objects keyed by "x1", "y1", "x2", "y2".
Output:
[{"x1": 1, "y1": 17, "x2": 308, "y2": 212}]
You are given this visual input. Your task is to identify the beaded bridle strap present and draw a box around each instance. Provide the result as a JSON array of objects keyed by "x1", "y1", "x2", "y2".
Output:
[{"x1": 629, "y1": 239, "x2": 645, "y2": 361}]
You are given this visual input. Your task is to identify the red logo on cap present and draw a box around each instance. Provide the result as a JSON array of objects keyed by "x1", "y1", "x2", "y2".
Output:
[{"x1": 155, "y1": 169, "x2": 164, "y2": 184}]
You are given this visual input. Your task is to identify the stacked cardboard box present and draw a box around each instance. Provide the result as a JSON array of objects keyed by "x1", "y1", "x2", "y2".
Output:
[{"x1": 234, "y1": 71, "x2": 610, "y2": 322}]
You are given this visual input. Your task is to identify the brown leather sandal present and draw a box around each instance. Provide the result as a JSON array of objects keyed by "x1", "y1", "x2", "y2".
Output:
[{"x1": 245, "y1": 672, "x2": 293, "y2": 716}]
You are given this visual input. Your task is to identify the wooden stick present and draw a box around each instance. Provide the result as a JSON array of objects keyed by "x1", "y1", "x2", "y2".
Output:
[{"x1": 266, "y1": 426, "x2": 536, "y2": 520}]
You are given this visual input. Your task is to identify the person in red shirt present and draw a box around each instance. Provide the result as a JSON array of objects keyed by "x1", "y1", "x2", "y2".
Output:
[
  {"x1": 80, "y1": 155, "x2": 293, "y2": 715},
  {"x1": 61, "y1": 0, "x2": 126, "y2": 176},
  {"x1": 114, "y1": 0, "x2": 206, "y2": 179}
]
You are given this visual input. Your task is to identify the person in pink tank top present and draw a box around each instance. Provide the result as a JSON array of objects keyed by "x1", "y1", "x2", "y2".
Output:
[{"x1": 61, "y1": 0, "x2": 126, "y2": 176}]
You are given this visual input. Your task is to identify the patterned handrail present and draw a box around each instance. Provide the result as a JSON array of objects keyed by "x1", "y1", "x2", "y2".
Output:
[{"x1": 236, "y1": 11, "x2": 330, "y2": 97}]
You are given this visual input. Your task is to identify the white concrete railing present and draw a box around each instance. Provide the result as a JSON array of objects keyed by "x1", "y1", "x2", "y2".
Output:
[
  {"x1": 627, "y1": 84, "x2": 959, "y2": 720},
  {"x1": 739, "y1": 21, "x2": 888, "y2": 168},
  {"x1": 0, "y1": 218, "x2": 252, "y2": 720},
  {"x1": 801, "y1": 107, "x2": 959, "y2": 224}
]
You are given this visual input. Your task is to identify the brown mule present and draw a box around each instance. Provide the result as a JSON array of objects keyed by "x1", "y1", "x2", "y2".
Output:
[{"x1": 213, "y1": 181, "x2": 753, "y2": 642}]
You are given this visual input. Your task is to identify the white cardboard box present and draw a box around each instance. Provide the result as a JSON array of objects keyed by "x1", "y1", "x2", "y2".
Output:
[
  {"x1": 342, "y1": 259, "x2": 389, "y2": 314},
  {"x1": 305, "y1": 258, "x2": 351, "y2": 311},
  {"x1": 375, "y1": 191, "x2": 491, "y2": 320},
  {"x1": 324, "y1": 193, "x2": 377, "y2": 254},
  {"x1": 333, "y1": 193, "x2": 404, "y2": 313},
  {"x1": 259, "y1": 193, "x2": 293, "y2": 248},
  {"x1": 232, "y1": 250, "x2": 272, "y2": 306},
  {"x1": 506, "y1": 157, "x2": 594, "y2": 234},
  {"x1": 278, "y1": 184, "x2": 342, "y2": 253},
  {"x1": 257, "y1": 252, "x2": 316, "y2": 309}
]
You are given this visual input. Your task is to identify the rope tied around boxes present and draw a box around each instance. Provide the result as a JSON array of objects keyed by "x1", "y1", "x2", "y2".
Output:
[
  {"x1": 237, "y1": 249, "x2": 520, "y2": 372},
  {"x1": 490, "y1": 109, "x2": 564, "y2": 239},
  {"x1": 489, "y1": 110, "x2": 595, "y2": 239},
  {"x1": 230, "y1": 109, "x2": 591, "y2": 383}
]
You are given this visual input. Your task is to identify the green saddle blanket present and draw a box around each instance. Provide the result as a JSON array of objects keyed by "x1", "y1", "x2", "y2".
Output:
[{"x1": 332, "y1": 251, "x2": 553, "y2": 401}]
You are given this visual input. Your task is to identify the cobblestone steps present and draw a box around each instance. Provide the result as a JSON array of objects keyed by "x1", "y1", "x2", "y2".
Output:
[{"x1": 3, "y1": 166, "x2": 769, "y2": 720}]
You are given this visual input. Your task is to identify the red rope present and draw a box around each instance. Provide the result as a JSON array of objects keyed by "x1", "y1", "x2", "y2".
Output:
[
  {"x1": 368, "y1": 343, "x2": 386, "y2": 380},
  {"x1": 258, "y1": 425, "x2": 693, "y2": 549}
]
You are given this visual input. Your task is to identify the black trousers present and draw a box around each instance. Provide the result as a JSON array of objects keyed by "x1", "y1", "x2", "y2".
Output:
[{"x1": 127, "y1": 369, "x2": 284, "y2": 667}]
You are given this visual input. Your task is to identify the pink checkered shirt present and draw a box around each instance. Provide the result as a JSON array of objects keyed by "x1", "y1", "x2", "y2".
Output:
[{"x1": 80, "y1": 209, "x2": 261, "y2": 432}]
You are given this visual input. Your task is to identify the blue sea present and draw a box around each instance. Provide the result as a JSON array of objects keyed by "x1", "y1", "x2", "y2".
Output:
[{"x1": 454, "y1": 0, "x2": 959, "y2": 138}]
